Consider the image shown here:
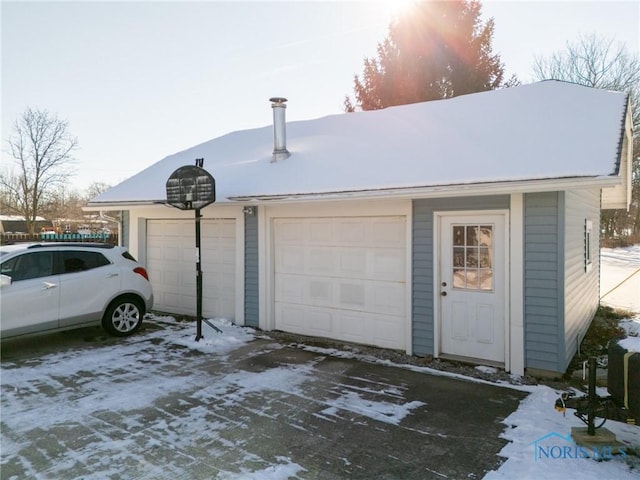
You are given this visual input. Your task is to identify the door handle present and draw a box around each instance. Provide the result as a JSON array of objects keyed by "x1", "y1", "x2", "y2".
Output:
[
  {"x1": 42, "y1": 282, "x2": 58, "y2": 290},
  {"x1": 107, "y1": 273, "x2": 119, "y2": 278},
  {"x1": 441, "y1": 291, "x2": 447, "y2": 296}
]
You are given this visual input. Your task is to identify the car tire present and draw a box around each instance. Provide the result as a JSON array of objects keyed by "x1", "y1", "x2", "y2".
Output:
[{"x1": 102, "y1": 296, "x2": 144, "y2": 337}]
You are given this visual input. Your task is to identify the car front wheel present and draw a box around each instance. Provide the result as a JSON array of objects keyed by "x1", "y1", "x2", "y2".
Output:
[{"x1": 102, "y1": 297, "x2": 144, "y2": 336}]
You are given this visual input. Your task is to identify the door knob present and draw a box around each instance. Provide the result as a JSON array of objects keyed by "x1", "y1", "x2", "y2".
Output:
[{"x1": 441, "y1": 291, "x2": 447, "y2": 296}]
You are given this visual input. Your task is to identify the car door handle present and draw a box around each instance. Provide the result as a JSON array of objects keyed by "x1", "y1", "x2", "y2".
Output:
[
  {"x1": 107, "y1": 273, "x2": 119, "y2": 278},
  {"x1": 42, "y1": 282, "x2": 58, "y2": 290}
]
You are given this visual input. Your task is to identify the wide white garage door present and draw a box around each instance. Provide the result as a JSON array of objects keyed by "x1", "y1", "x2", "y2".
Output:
[
  {"x1": 274, "y1": 216, "x2": 407, "y2": 350},
  {"x1": 147, "y1": 219, "x2": 236, "y2": 319}
]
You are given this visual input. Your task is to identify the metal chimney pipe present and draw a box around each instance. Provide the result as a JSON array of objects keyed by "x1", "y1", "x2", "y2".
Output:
[{"x1": 270, "y1": 97, "x2": 290, "y2": 162}]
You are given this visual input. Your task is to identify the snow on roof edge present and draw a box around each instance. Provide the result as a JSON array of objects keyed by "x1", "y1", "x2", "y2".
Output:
[
  {"x1": 86, "y1": 175, "x2": 621, "y2": 209},
  {"x1": 91, "y1": 81, "x2": 629, "y2": 205}
]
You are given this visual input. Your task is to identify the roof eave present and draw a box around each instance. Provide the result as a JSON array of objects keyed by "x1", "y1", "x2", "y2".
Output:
[
  {"x1": 84, "y1": 176, "x2": 622, "y2": 210},
  {"x1": 228, "y1": 176, "x2": 623, "y2": 204},
  {"x1": 84, "y1": 200, "x2": 161, "y2": 211}
]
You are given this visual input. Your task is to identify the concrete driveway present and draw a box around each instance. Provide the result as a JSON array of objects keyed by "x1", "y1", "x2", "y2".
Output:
[{"x1": 1, "y1": 317, "x2": 526, "y2": 479}]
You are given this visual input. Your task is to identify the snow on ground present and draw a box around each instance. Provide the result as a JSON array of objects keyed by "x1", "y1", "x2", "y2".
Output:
[
  {"x1": 600, "y1": 244, "x2": 640, "y2": 346},
  {"x1": 484, "y1": 245, "x2": 640, "y2": 479},
  {"x1": 600, "y1": 244, "x2": 640, "y2": 315},
  {"x1": 293, "y1": 343, "x2": 640, "y2": 479},
  {"x1": 484, "y1": 386, "x2": 640, "y2": 479},
  {"x1": 1, "y1": 318, "x2": 312, "y2": 479},
  {"x1": 1, "y1": 247, "x2": 639, "y2": 479}
]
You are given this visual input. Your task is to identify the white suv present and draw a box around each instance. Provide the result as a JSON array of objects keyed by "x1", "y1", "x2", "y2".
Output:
[{"x1": 0, "y1": 243, "x2": 154, "y2": 339}]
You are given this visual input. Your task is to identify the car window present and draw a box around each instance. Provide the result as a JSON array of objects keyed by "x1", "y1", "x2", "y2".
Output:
[
  {"x1": 61, "y1": 251, "x2": 111, "y2": 274},
  {"x1": 1, "y1": 252, "x2": 54, "y2": 281},
  {"x1": 122, "y1": 251, "x2": 137, "y2": 262}
]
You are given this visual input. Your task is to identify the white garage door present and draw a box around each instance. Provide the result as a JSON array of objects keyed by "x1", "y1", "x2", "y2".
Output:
[
  {"x1": 147, "y1": 219, "x2": 236, "y2": 319},
  {"x1": 274, "y1": 216, "x2": 407, "y2": 350}
]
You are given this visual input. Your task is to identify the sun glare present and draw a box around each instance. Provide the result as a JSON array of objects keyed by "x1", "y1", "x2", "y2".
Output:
[{"x1": 379, "y1": 0, "x2": 417, "y2": 20}]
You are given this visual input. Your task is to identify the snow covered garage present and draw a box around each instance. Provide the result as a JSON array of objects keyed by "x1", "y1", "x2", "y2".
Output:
[{"x1": 88, "y1": 81, "x2": 633, "y2": 377}]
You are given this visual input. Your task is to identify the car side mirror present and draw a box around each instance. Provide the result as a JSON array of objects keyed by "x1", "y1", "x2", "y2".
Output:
[{"x1": 0, "y1": 274, "x2": 12, "y2": 286}]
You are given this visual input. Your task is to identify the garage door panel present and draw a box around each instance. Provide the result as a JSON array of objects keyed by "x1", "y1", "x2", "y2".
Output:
[
  {"x1": 276, "y1": 221, "x2": 305, "y2": 243},
  {"x1": 373, "y1": 221, "x2": 405, "y2": 246},
  {"x1": 309, "y1": 280, "x2": 332, "y2": 303},
  {"x1": 147, "y1": 219, "x2": 236, "y2": 319},
  {"x1": 307, "y1": 248, "x2": 335, "y2": 274},
  {"x1": 277, "y1": 275, "x2": 305, "y2": 303},
  {"x1": 277, "y1": 304, "x2": 306, "y2": 330},
  {"x1": 308, "y1": 220, "x2": 334, "y2": 243},
  {"x1": 372, "y1": 283, "x2": 405, "y2": 314},
  {"x1": 274, "y1": 216, "x2": 406, "y2": 350},
  {"x1": 182, "y1": 247, "x2": 198, "y2": 263},
  {"x1": 201, "y1": 256, "x2": 235, "y2": 269},
  {"x1": 339, "y1": 249, "x2": 367, "y2": 276},
  {"x1": 308, "y1": 310, "x2": 333, "y2": 335},
  {"x1": 338, "y1": 220, "x2": 368, "y2": 245},
  {"x1": 372, "y1": 249, "x2": 405, "y2": 280},
  {"x1": 162, "y1": 222, "x2": 186, "y2": 237},
  {"x1": 163, "y1": 270, "x2": 182, "y2": 286},
  {"x1": 276, "y1": 246, "x2": 305, "y2": 273},
  {"x1": 277, "y1": 304, "x2": 335, "y2": 337},
  {"x1": 336, "y1": 312, "x2": 366, "y2": 341},
  {"x1": 372, "y1": 316, "x2": 405, "y2": 349},
  {"x1": 339, "y1": 282, "x2": 366, "y2": 308}
]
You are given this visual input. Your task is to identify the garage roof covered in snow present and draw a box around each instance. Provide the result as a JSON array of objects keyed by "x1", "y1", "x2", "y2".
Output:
[{"x1": 88, "y1": 81, "x2": 631, "y2": 206}]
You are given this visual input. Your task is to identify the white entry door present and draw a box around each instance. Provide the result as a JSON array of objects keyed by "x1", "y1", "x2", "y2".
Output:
[{"x1": 438, "y1": 213, "x2": 506, "y2": 364}]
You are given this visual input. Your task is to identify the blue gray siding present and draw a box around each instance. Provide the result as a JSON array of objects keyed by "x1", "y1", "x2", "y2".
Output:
[
  {"x1": 563, "y1": 189, "x2": 600, "y2": 367},
  {"x1": 244, "y1": 209, "x2": 259, "y2": 328},
  {"x1": 523, "y1": 192, "x2": 564, "y2": 373},
  {"x1": 412, "y1": 195, "x2": 510, "y2": 356}
]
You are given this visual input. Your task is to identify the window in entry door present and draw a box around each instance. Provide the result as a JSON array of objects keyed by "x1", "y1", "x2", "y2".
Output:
[{"x1": 452, "y1": 224, "x2": 493, "y2": 291}]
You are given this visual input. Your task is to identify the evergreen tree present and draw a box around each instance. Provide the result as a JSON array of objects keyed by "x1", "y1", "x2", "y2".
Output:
[{"x1": 345, "y1": 0, "x2": 514, "y2": 111}]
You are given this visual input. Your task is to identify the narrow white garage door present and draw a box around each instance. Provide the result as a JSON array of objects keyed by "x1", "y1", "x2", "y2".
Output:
[
  {"x1": 274, "y1": 216, "x2": 406, "y2": 350},
  {"x1": 147, "y1": 219, "x2": 236, "y2": 319}
]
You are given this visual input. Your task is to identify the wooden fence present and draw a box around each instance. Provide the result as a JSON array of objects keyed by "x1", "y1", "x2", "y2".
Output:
[{"x1": 0, "y1": 233, "x2": 118, "y2": 246}]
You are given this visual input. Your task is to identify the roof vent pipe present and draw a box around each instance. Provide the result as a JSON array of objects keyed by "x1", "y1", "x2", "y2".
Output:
[{"x1": 270, "y1": 97, "x2": 290, "y2": 162}]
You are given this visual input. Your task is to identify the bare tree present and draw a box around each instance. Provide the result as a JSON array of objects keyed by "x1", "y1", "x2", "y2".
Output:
[
  {"x1": 2, "y1": 108, "x2": 78, "y2": 234},
  {"x1": 533, "y1": 34, "x2": 640, "y2": 239},
  {"x1": 0, "y1": 169, "x2": 21, "y2": 216},
  {"x1": 533, "y1": 34, "x2": 639, "y2": 125},
  {"x1": 84, "y1": 181, "x2": 112, "y2": 200}
]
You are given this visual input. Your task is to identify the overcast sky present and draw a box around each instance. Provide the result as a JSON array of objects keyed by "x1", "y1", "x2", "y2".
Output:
[{"x1": 2, "y1": 1, "x2": 638, "y2": 191}]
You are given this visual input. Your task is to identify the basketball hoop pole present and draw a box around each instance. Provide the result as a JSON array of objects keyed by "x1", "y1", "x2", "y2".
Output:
[
  {"x1": 195, "y1": 207, "x2": 204, "y2": 340},
  {"x1": 165, "y1": 159, "x2": 220, "y2": 340},
  {"x1": 194, "y1": 205, "x2": 222, "y2": 339}
]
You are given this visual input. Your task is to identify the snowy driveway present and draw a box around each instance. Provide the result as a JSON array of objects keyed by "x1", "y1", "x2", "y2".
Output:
[{"x1": 1, "y1": 317, "x2": 525, "y2": 479}]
